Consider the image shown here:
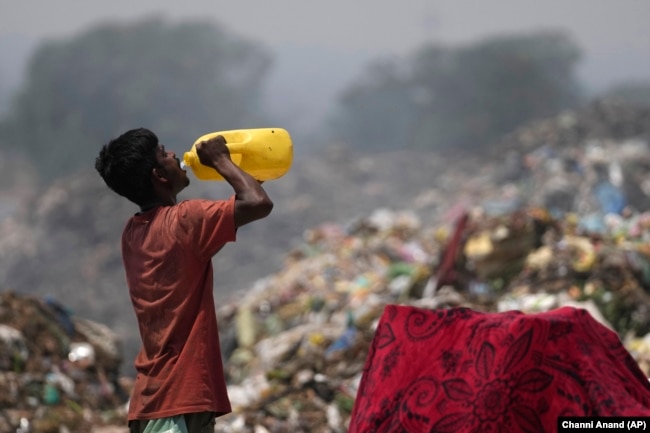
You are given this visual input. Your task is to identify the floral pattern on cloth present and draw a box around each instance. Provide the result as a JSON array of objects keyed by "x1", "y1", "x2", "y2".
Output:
[{"x1": 349, "y1": 306, "x2": 650, "y2": 433}]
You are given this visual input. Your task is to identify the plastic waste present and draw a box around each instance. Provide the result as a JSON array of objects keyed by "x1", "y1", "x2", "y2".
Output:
[
  {"x1": 0, "y1": 324, "x2": 28, "y2": 369},
  {"x1": 594, "y1": 181, "x2": 626, "y2": 215},
  {"x1": 16, "y1": 417, "x2": 29, "y2": 433},
  {"x1": 42, "y1": 380, "x2": 60, "y2": 405},
  {"x1": 325, "y1": 311, "x2": 357, "y2": 358},
  {"x1": 44, "y1": 295, "x2": 75, "y2": 337},
  {"x1": 68, "y1": 342, "x2": 96, "y2": 368},
  {"x1": 325, "y1": 327, "x2": 357, "y2": 358},
  {"x1": 183, "y1": 128, "x2": 293, "y2": 181},
  {"x1": 236, "y1": 305, "x2": 256, "y2": 348}
]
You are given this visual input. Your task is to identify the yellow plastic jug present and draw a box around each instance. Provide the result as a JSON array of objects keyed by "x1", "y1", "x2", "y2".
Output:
[{"x1": 182, "y1": 128, "x2": 293, "y2": 181}]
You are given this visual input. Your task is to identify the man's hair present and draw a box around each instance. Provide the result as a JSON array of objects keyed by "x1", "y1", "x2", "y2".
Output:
[{"x1": 95, "y1": 128, "x2": 160, "y2": 206}]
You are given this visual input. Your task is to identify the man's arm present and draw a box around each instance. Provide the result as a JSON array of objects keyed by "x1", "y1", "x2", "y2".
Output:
[{"x1": 196, "y1": 135, "x2": 273, "y2": 227}]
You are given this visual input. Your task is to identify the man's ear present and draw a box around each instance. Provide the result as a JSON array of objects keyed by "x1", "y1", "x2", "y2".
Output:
[{"x1": 151, "y1": 167, "x2": 169, "y2": 185}]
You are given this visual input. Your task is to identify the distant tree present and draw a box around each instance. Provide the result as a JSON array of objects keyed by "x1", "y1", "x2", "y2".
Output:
[
  {"x1": 0, "y1": 16, "x2": 272, "y2": 179},
  {"x1": 0, "y1": 73, "x2": 7, "y2": 116},
  {"x1": 330, "y1": 30, "x2": 583, "y2": 151},
  {"x1": 327, "y1": 59, "x2": 417, "y2": 151},
  {"x1": 600, "y1": 81, "x2": 650, "y2": 108}
]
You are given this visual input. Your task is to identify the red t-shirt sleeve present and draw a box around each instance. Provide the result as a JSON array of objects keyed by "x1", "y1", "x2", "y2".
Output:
[{"x1": 176, "y1": 196, "x2": 237, "y2": 261}]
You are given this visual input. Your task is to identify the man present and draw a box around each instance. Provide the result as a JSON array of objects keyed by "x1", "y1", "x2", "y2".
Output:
[{"x1": 95, "y1": 128, "x2": 273, "y2": 433}]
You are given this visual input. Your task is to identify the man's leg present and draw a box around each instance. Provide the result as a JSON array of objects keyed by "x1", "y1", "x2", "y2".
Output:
[
  {"x1": 184, "y1": 412, "x2": 216, "y2": 433},
  {"x1": 128, "y1": 419, "x2": 147, "y2": 433}
]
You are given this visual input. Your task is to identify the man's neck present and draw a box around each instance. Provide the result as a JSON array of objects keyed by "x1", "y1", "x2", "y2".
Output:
[{"x1": 139, "y1": 197, "x2": 176, "y2": 213}]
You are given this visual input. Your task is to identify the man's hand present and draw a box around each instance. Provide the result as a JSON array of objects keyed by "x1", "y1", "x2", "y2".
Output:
[
  {"x1": 194, "y1": 134, "x2": 273, "y2": 227},
  {"x1": 196, "y1": 135, "x2": 231, "y2": 168}
]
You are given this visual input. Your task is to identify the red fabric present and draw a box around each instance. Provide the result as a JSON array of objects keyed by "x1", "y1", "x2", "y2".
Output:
[
  {"x1": 122, "y1": 196, "x2": 236, "y2": 420},
  {"x1": 350, "y1": 305, "x2": 650, "y2": 433}
]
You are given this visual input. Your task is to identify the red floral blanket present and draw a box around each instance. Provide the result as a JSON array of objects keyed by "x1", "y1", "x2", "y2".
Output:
[{"x1": 349, "y1": 306, "x2": 650, "y2": 433}]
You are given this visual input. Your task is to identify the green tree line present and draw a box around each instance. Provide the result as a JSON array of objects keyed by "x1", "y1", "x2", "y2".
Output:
[
  {"x1": 0, "y1": 17, "x2": 271, "y2": 180},
  {"x1": 1, "y1": 19, "x2": 649, "y2": 181},
  {"x1": 329, "y1": 30, "x2": 584, "y2": 151}
]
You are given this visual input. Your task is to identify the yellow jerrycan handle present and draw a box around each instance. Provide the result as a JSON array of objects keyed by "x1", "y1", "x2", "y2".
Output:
[{"x1": 182, "y1": 143, "x2": 243, "y2": 167}]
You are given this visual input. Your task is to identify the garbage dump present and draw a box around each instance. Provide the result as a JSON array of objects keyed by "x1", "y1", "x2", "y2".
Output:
[
  {"x1": 5, "y1": 195, "x2": 650, "y2": 432},
  {"x1": 0, "y1": 292, "x2": 129, "y2": 433},
  {"x1": 211, "y1": 202, "x2": 650, "y2": 432},
  {"x1": 209, "y1": 100, "x2": 650, "y2": 432},
  {"x1": 2, "y1": 100, "x2": 650, "y2": 433}
]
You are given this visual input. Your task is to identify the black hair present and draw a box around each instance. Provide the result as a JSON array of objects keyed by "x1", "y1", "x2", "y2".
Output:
[{"x1": 95, "y1": 128, "x2": 160, "y2": 206}]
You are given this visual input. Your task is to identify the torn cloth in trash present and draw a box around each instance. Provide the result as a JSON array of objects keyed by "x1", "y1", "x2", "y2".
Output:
[{"x1": 349, "y1": 305, "x2": 650, "y2": 433}]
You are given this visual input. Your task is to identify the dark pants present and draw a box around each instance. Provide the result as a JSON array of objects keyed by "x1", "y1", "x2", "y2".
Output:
[{"x1": 128, "y1": 412, "x2": 216, "y2": 433}]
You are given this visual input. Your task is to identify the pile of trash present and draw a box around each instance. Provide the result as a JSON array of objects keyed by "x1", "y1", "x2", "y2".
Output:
[
  {"x1": 207, "y1": 100, "x2": 650, "y2": 432},
  {"x1": 488, "y1": 99, "x2": 650, "y2": 216},
  {"x1": 2, "y1": 100, "x2": 650, "y2": 432},
  {"x1": 210, "y1": 204, "x2": 650, "y2": 432},
  {"x1": 0, "y1": 292, "x2": 129, "y2": 433},
  {"x1": 5, "y1": 196, "x2": 650, "y2": 432}
]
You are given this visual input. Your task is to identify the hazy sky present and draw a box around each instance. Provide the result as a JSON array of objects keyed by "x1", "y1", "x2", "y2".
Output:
[
  {"x1": 2, "y1": 1, "x2": 648, "y2": 68},
  {"x1": 1, "y1": 0, "x2": 649, "y2": 132}
]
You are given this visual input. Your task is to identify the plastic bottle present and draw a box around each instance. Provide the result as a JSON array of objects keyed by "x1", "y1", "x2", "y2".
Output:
[{"x1": 182, "y1": 128, "x2": 293, "y2": 181}]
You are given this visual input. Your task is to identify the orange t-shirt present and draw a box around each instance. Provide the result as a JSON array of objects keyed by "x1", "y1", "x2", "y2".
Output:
[{"x1": 121, "y1": 196, "x2": 236, "y2": 420}]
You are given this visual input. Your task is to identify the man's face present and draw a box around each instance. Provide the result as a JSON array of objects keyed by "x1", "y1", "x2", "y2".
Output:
[{"x1": 155, "y1": 144, "x2": 190, "y2": 193}]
